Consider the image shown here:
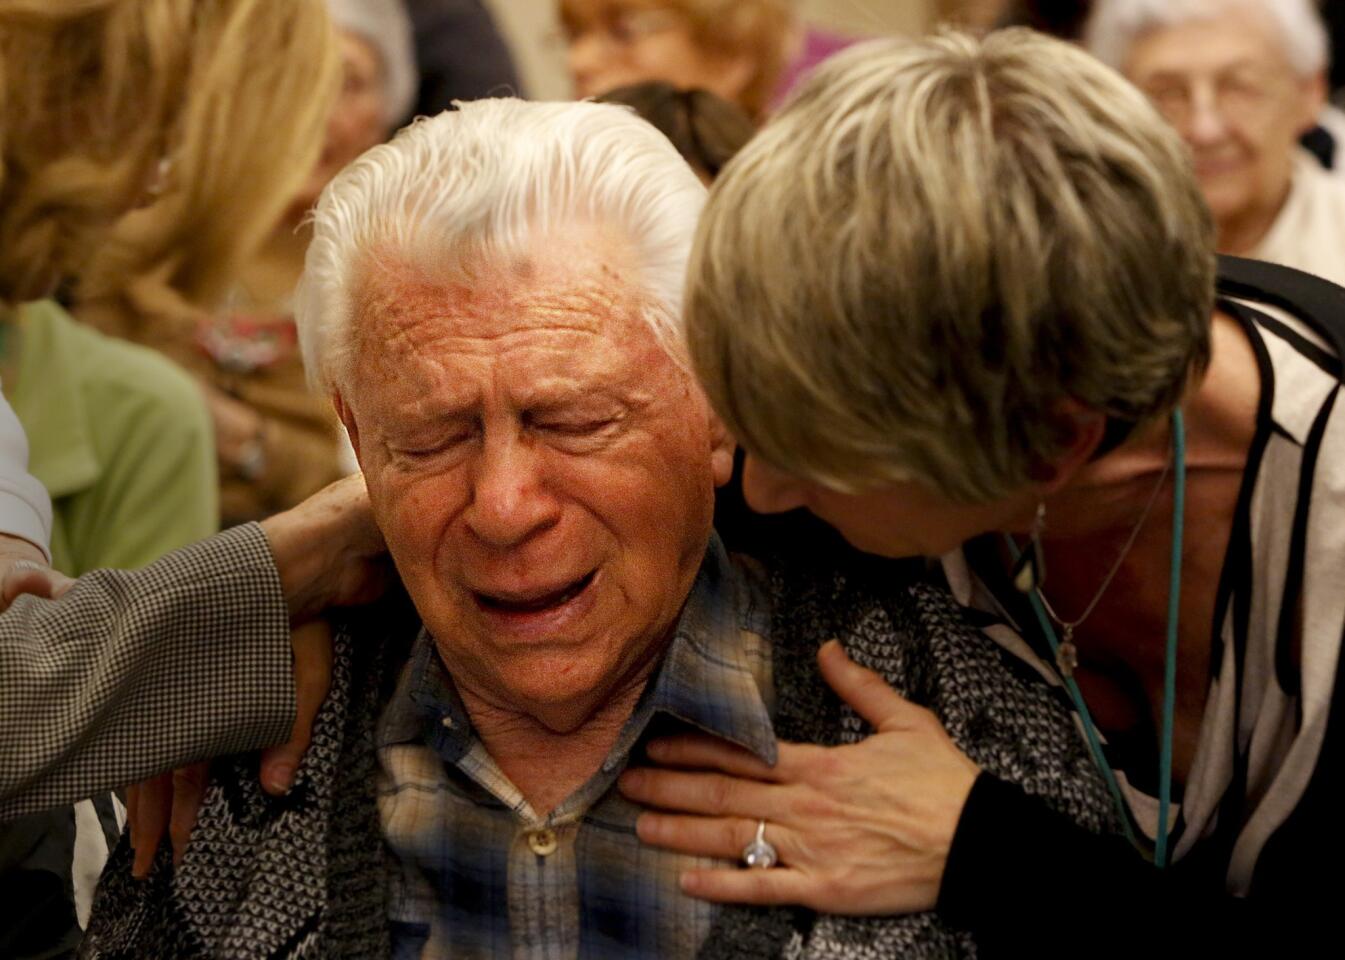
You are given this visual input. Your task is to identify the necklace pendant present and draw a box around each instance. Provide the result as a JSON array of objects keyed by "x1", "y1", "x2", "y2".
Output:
[{"x1": 1056, "y1": 636, "x2": 1079, "y2": 678}]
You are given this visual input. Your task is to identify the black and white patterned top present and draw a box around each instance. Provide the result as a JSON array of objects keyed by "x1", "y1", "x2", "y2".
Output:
[{"x1": 939, "y1": 258, "x2": 1345, "y2": 938}]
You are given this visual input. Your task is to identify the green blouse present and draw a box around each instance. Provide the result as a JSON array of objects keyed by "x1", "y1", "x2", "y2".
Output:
[{"x1": 4, "y1": 301, "x2": 217, "y2": 575}]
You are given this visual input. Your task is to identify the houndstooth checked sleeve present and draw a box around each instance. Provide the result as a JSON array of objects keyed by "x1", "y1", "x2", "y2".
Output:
[{"x1": 0, "y1": 523, "x2": 294, "y2": 820}]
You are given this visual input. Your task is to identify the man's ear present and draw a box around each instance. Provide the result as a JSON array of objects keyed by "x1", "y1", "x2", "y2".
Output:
[
  {"x1": 708, "y1": 413, "x2": 736, "y2": 488},
  {"x1": 332, "y1": 392, "x2": 363, "y2": 471},
  {"x1": 1027, "y1": 403, "x2": 1107, "y2": 494}
]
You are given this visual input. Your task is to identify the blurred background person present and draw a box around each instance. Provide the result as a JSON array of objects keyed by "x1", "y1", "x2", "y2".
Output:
[
  {"x1": 0, "y1": 295, "x2": 215, "y2": 955},
  {"x1": 0, "y1": 295, "x2": 217, "y2": 934},
  {"x1": 992, "y1": 0, "x2": 1092, "y2": 38},
  {"x1": 947, "y1": 1, "x2": 1345, "y2": 181},
  {"x1": 1086, "y1": 0, "x2": 1345, "y2": 286},
  {"x1": 486, "y1": 0, "x2": 926, "y2": 107},
  {"x1": 595, "y1": 80, "x2": 756, "y2": 182},
  {"x1": 0, "y1": 308, "x2": 215, "y2": 578},
  {"x1": 72, "y1": 0, "x2": 410, "y2": 529},
  {"x1": 560, "y1": 0, "x2": 803, "y2": 120},
  {"x1": 405, "y1": 0, "x2": 521, "y2": 116},
  {"x1": 0, "y1": 0, "x2": 338, "y2": 954}
]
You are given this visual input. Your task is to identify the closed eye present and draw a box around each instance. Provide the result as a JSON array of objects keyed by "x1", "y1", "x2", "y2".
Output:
[
  {"x1": 389, "y1": 426, "x2": 478, "y2": 460},
  {"x1": 536, "y1": 417, "x2": 619, "y2": 436}
]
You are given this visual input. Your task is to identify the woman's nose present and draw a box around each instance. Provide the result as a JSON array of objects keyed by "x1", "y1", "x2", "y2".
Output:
[{"x1": 740, "y1": 453, "x2": 809, "y2": 515}]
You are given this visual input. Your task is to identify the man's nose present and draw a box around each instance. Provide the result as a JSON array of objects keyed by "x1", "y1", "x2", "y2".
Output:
[
  {"x1": 740, "y1": 454, "x2": 809, "y2": 515},
  {"x1": 463, "y1": 437, "x2": 561, "y2": 548}
]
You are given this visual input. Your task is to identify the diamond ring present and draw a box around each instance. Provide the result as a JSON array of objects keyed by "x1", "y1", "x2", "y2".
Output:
[{"x1": 741, "y1": 819, "x2": 778, "y2": 869}]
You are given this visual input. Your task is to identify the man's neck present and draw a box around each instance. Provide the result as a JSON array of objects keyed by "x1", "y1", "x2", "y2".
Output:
[{"x1": 456, "y1": 662, "x2": 660, "y2": 817}]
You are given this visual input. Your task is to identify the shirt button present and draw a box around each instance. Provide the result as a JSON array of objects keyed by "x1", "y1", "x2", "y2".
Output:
[
  {"x1": 440, "y1": 715, "x2": 454, "y2": 729},
  {"x1": 526, "y1": 828, "x2": 558, "y2": 857}
]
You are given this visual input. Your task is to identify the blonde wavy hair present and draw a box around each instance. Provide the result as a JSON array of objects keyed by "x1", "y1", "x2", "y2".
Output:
[
  {"x1": 685, "y1": 30, "x2": 1216, "y2": 503},
  {"x1": 0, "y1": 0, "x2": 338, "y2": 332}
]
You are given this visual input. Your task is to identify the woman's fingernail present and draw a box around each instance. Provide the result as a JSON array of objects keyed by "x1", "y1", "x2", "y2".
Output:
[
  {"x1": 680, "y1": 872, "x2": 701, "y2": 894},
  {"x1": 619, "y1": 769, "x2": 645, "y2": 793},
  {"x1": 264, "y1": 763, "x2": 295, "y2": 794},
  {"x1": 646, "y1": 740, "x2": 668, "y2": 761}
]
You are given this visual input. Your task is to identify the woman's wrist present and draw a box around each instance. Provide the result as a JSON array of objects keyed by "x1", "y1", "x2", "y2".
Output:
[{"x1": 258, "y1": 475, "x2": 384, "y2": 621}]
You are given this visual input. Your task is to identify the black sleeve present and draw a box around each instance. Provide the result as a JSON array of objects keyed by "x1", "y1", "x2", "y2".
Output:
[
  {"x1": 405, "y1": 0, "x2": 522, "y2": 118},
  {"x1": 935, "y1": 773, "x2": 1300, "y2": 957}
]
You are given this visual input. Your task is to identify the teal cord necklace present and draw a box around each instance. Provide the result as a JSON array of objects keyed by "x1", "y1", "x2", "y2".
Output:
[{"x1": 1005, "y1": 409, "x2": 1186, "y2": 865}]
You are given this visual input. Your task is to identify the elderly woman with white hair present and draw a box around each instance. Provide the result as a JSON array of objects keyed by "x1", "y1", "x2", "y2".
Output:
[
  {"x1": 614, "y1": 28, "x2": 1345, "y2": 952},
  {"x1": 1084, "y1": 0, "x2": 1345, "y2": 288}
]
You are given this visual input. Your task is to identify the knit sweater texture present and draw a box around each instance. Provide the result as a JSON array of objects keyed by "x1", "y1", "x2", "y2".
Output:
[{"x1": 81, "y1": 554, "x2": 1117, "y2": 959}]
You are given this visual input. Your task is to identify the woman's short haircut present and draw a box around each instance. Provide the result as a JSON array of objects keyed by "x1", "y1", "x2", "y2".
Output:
[
  {"x1": 685, "y1": 29, "x2": 1216, "y2": 503},
  {"x1": 1085, "y1": 0, "x2": 1329, "y2": 78},
  {"x1": 296, "y1": 98, "x2": 707, "y2": 393}
]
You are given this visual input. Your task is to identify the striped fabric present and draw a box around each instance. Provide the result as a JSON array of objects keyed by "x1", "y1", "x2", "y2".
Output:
[
  {"x1": 943, "y1": 259, "x2": 1345, "y2": 895},
  {"x1": 375, "y1": 542, "x2": 775, "y2": 960}
]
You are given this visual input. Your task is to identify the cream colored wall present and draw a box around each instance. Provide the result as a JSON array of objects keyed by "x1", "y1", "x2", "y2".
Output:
[{"x1": 483, "y1": 0, "x2": 934, "y2": 100}]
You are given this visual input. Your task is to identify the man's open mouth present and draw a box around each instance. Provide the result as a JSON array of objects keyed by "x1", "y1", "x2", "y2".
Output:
[{"x1": 474, "y1": 570, "x2": 597, "y2": 613}]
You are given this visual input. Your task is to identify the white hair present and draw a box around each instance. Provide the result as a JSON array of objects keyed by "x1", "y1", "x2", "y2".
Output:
[
  {"x1": 295, "y1": 98, "x2": 707, "y2": 392},
  {"x1": 326, "y1": 0, "x2": 419, "y2": 125},
  {"x1": 1085, "y1": 0, "x2": 1329, "y2": 77}
]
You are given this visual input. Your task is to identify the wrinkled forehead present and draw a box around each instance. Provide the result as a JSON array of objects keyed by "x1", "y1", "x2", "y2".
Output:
[
  {"x1": 344, "y1": 225, "x2": 684, "y2": 399},
  {"x1": 353, "y1": 222, "x2": 649, "y2": 336}
]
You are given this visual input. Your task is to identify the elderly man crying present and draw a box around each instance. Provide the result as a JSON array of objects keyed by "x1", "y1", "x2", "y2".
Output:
[
  {"x1": 320, "y1": 192, "x2": 732, "y2": 792},
  {"x1": 81, "y1": 99, "x2": 1116, "y2": 960}
]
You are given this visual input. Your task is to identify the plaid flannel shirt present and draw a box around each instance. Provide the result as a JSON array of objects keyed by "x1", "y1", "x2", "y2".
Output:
[{"x1": 376, "y1": 541, "x2": 775, "y2": 960}]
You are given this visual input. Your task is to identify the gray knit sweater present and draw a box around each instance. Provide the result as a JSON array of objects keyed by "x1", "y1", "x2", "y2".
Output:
[{"x1": 81, "y1": 554, "x2": 1117, "y2": 959}]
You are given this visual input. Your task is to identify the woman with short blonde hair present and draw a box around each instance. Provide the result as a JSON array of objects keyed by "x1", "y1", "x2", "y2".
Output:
[
  {"x1": 688, "y1": 29, "x2": 1215, "y2": 504},
  {"x1": 621, "y1": 29, "x2": 1345, "y2": 948}
]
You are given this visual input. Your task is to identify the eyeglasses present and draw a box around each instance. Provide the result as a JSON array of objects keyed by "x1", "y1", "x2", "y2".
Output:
[
  {"x1": 1139, "y1": 69, "x2": 1292, "y2": 127},
  {"x1": 557, "y1": 7, "x2": 683, "y2": 51}
]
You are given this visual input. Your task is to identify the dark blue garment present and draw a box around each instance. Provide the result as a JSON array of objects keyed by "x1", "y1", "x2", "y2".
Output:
[{"x1": 404, "y1": 0, "x2": 521, "y2": 121}]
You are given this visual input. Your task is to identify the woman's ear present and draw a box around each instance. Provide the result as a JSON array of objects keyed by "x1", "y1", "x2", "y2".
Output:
[
  {"x1": 1027, "y1": 403, "x2": 1107, "y2": 493},
  {"x1": 708, "y1": 414, "x2": 736, "y2": 488}
]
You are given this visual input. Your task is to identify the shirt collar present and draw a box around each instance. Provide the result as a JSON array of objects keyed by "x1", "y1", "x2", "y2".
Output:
[{"x1": 376, "y1": 535, "x2": 777, "y2": 766}]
